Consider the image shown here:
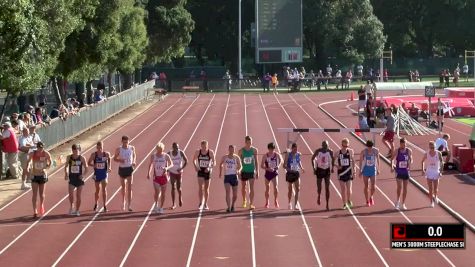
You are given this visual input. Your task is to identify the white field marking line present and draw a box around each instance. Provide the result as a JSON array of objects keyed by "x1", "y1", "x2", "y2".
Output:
[
  {"x1": 282, "y1": 94, "x2": 389, "y2": 267},
  {"x1": 119, "y1": 95, "x2": 217, "y2": 267},
  {"x1": 259, "y1": 94, "x2": 323, "y2": 267},
  {"x1": 244, "y1": 94, "x2": 257, "y2": 267},
  {"x1": 52, "y1": 94, "x2": 205, "y2": 267},
  {"x1": 305, "y1": 94, "x2": 456, "y2": 267},
  {"x1": 0, "y1": 97, "x2": 188, "y2": 256},
  {"x1": 0, "y1": 97, "x2": 183, "y2": 213},
  {"x1": 185, "y1": 94, "x2": 231, "y2": 267}
]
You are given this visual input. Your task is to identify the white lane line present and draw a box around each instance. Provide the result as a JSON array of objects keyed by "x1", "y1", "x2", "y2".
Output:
[
  {"x1": 51, "y1": 95, "x2": 205, "y2": 267},
  {"x1": 0, "y1": 97, "x2": 187, "y2": 256},
  {"x1": 258, "y1": 94, "x2": 323, "y2": 267},
  {"x1": 305, "y1": 94, "x2": 455, "y2": 267},
  {"x1": 244, "y1": 94, "x2": 257, "y2": 267},
  {"x1": 281, "y1": 93, "x2": 389, "y2": 267},
  {"x1": 0, "y1": 97, "x2": 183, "y2": 213},
  {"x1": 186, "y1": 94, "x2": 231, "y2": 267},
  {"x1": 119, "y1": 95, "x2": 217, "y2": 267}
]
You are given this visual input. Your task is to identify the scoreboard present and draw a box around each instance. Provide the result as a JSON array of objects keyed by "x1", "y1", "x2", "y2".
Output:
[
  {"x1": 256, "y1": 0, "x2": 303, "y2": 63},
  {"x1": 391, "y1": 223, "x2": 465, "y2": 249}
]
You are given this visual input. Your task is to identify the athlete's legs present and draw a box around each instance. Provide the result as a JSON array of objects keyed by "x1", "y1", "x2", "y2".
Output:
[
  {"x1": 426, "y1": 179, "x2": 433, "y2": 202},
  {"x1": 101, "y1": 179, "x2": 108, "y2": 207},
  {"x1": 76, "y1": 186, "x2": 83, "y2": 212},
  {"x1": 402, "y1": 179, "x2": 408, "y2": 204},
  {"x1": 68, "y1": 184, "x2": 75, "y2": 210},
  {"x1": 294, "y1": 179, "x2": 301, "y2": 208},
  {"x1": 94, "y1": 182, "x2": 100, "y2": 207},
  {"x1": 339, "y1": 180, "x2": 347, "y2": 205},
  {"x1": 38, "y1": 183, "x2": 46, "y2": 214},
  {"x1": 153, "y1": 183, "x2": 160, "y2": 207},
  {"x1": 120, "y1": 178, "x2": 127, "y2": 209},
  {"x1": 241, "y1": 180, "x2": 248, "y2": 204},
  {"x1": 232, "y1": 185, "x2": 238, "y2": 208},
  {"x1": 176, "y1": 177, "x2": 183, "y2": 206},
  {"x1": 197, "y1": 177, "x2": 204, "y2": 206},
  {"x1": 396, "y1": 178, "x2": 402, "y2": 203},
  {"x1": 203, "y1": 179, "x2": 211, "y2": 207},
  {"x1": 324, "y1": 176, "x2": 330, "y2": 208},
  {"x1": 126, "y1": 176, "x2": 133, "y2": 209},
  {"x1": 433, "y1": 179, "x2": 440, "y2": 199},
  {"x1": 287, "y1": 182, "x2": 293, "y2": 205},
  {"x1": 170, "y1": 178, "x2": 177, "y2": 207},
  {"x1": 346, "y1": 180, "x2": 353, "y2": 204},
  {"x1": 264, "y1": 179, "x2": 270, "y2": 206},
  {"x1": 225, "y1": 183, "x2": 231, "y2": 209},
  {"x1": 249, "y1": 178, "x2": 255, "y2": 206},
  {"x1": 369, "y1": 176, "x2": 376, "y2": 198},
  {"x1": 316, "y1": 177, "x2": 322, "y2": 205},
  {"x1": 160, "y1": 184, "x2": 167, "y2": 208},
  {"x1": 32, "y1": 182, "x2": 39, "y2": 214},
  {"x1": 272, "y1": 177, "x2": 279, "y2": 206},
  {"x1": 363, "y1": 176, "x2": 369, "y2": 202}
]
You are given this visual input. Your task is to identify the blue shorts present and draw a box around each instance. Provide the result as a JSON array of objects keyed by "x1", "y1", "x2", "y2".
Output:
[
  {"x1": 224, "y1": 174, "x2": 238, "y2": 187},
  {"x1": 362, "y1": 166, "x2": 376, "y2": 177},
  {"x1": 94, "y1": 173, "x2": 108, "y2": 182}
]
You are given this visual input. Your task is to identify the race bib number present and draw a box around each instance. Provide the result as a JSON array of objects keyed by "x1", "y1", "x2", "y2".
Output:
[
  {"x1": 226, "y1": 163, "x2": 235, "y2": 170},
  {"x1": 429, "y1": 162, "x2": 436, "y2": 167},
  {"x1": 95, "y1": 163, "x2": 105, "y2": 169},
  {"x1": 398, "y1": 161, "x2": 408, "y2": 169},
  {"x1": 34, "y1": 162, "x2": 45, "y2": 169},
  {"x1": 172, "y1": 159, "x2": 181, "y2": 166},
  {"x1": 268, "y1": 161, "x2": 277, "y2": 169},
  {"x1": 155, "y1": 166, "x2": 165, "y2": 176},
  {"x1": 71, "y1": 166, "x2": 80, "y2": 174},
  {"x1": 243, "y1": 157, "x2": 253, "y2": 164},
  {"x1": 199, "y1": 160, "x2": 210, "y2": 168},
  {"x1": 340, "y1": 158, "x2": 350, "y2": 166},
  {"x1": 290, "y1": 164, "x2": 299, "y2": 171},
  {"x1": 124, "y1": 158, "x2": 132, "y2": 165},
  {"x1": 366, "y1": 159, "x2": 375, "y2": 166}
]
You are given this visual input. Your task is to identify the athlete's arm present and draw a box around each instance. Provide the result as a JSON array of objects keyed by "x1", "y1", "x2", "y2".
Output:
[
  {"x1": 283, "y1": 152, "x2": 289, "y2": 171},
  {"x1": 193, "y1": 150, "x2": 200, "y2": 171},
  {"x1": 253, "y1": 147, "x2": 259, "y2": 178},
  {"x1": 218, "y1": 156, "x2": 225, "y2": 178},
  {"x1": 407, "y1": 148, "x2": 413, "y2": 171},
  {"x1": 113, "y1": 148, "x2": 122, "y2": 163},
  {"x1": 375, "y1": 148, "x2": 380, "y2": 174},
  {"x1": 45, "y1": 151, "x2": 52, "y2": 170},
  {"x1": 81, "y1": 155, "x2": 88, "y2": 175},
  {"x1": 210, "y1": 150, "x2": 216, "y2": 168},
  {"x1": 438, "y1": 151, "x2": 444, "y2": 173},
  {"x1": 298, "y1": 152, "x2": 305, "y2": 173},
  {"x1": 166, "y1": 154, "x2": 173, "y2": 171},
  {"x1": 421, "y1": 153, "x2": 427, "y2": 173},
  {"x1": 106, "y1": 152, "x2": 112, "y2": 172},
  {"x1": 147, "y1": 155, "x2": 154, "y2": 179},
  {"x1": 64, "y1": 155, "x2": 70, "y2": 180},
  {"x1": 131, "y1": 146, "x2": 137, "y2": 167},
  {"x1": 311, "y1": 149, "x2": 318, "y2": 170},
  {"x1": 350, "y1": 149, "x2": 356, "y2": 177},
  {"x1": 359, "y1": 150, "x2": 364, "y2": 177},
  {"x1": 87, "y1": 153, "x2": 95, "y2": 167},
  {"x1": 260, "y1": 154, "x2": 267, "y2": 170},
  {"x1": 236, "y1": 155, "x2": 243, "y2": 174},
  {"x1": 26, "y1": 152, "x2": 33, "y2": 176},
  {"x1": 180, "y1": 151, "x2": 188, "y2": 171},
  {"x1": 277, "y1": 153, "x2": 283, "y2": 169}
]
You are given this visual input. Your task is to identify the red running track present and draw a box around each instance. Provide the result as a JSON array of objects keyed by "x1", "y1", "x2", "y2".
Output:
[{"x1": 0, "y1": 92, "x2": 473, "y2": 267}]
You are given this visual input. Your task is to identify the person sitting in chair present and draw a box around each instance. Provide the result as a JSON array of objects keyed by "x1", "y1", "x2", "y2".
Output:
[{"x1": 434, "y1": 134, "x2": 451, "y2": 164}]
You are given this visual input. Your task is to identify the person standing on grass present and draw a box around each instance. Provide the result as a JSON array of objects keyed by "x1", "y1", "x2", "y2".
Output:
[
  {"x1": 219, "y1": 145, "x2": 242, "y2": 212},
  {"x1": 436, "y1": 98, "x2": 445, "y2": 131},
  {"x1": 391, "y1": 138, "x2": 412, "y2": 210},
  {"x1": 283, "y1": 143, "x2": 305, "y2": 210},
  {"x1": 261, "y1": 142, "x2": 282, "y2": 208},
  {"x1": 193, "y1": 140, "x2": 216, "y2": 210},
  {"x1": 88, "y1": 141, "x2": 112, "y2": 212},
  {"x1": 311, "y1": 140, "x2": 334, "y2": 211},
  {"x1": 421, "y1": 141, "x2": 444, "y2": 208},
  {"x1": 26, "y1": 142, "x2": 52, "y2": 218},
  {"x1": 238, "y1": 136, "x2": 259, "y2": 210},
  {"x1": 382, "y1": 107, "x2": 396, "y2": 157},
  {"x1": 147, "y1": 142, "x2": 173, "y2": 214},
  {"x1": 65, "y1": 144, "x2": 88, "y2": 216},
  {"x1": 168, "y1": 142, "x2": 188, "y2": 209},
  {"x1": 114, "y1": 135, "x2": 136, "y2": 211},
  {"x1": 337, "y1": 138, "x2": 356, "y2": 209},
  {"x1": 271, "y1": 73, "x2": 279, "y2": 94},
  {"x1": 359, "y1": 140, "x2": 380, "y2": 207}
]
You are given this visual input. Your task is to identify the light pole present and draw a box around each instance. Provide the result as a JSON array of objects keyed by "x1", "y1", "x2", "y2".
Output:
[
  {"x1": 465, "y1": 50, "x2": 475, "y2": 107},
  {"x1": 238, "y1": 0, "x2": 242, "y2": 88},
  {"x1": 379, "y1": 50, "x2": 392, "y2": 82}
]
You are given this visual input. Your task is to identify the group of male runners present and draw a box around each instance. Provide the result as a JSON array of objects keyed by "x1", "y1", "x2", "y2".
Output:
[{"x1": 26, "y1": 133, "x2": 445, "y2": 218}]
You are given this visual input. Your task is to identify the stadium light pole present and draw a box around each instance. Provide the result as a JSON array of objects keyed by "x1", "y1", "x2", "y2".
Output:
[{"x1": 238, "y1": 0, "x2": 242, "y2": 88}]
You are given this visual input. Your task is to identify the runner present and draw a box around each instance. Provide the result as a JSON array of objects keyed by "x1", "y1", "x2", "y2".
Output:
[
  {"x1": 421, "y1": 141, "x2": 444, "y2": 208},
  {"x1": 391, "y1": 138, "x2": 413, "y2": 210},
  {"x1": 64, "y1": 144, "x2": 88, "y2": 216},
  {"x1": 192, "y1": 140, "x2": 216, "y2": 210},
  {"x1": 147, "y1": 142, "x2": 173, "y2": 214},
  {"x1": 88, "y1": 141, "x2": 112, "y2": 212},
  {"x1": 311, "y1": 140, "x2": 335, "y2": 211},
  {"x1": 359, "y1": 140, "x2": 380, "y2": 207},
  {"x1": 382, "y1": 106, "x2": 396, "y2": 157},
  {"x1": 337, "y1": 138, "x2": 356, "y2": 209},
  {"x1": 26, "y1": 142, "x2": 52, "y2": 218},
  {"x1": 283, "y1": 143, "x2": 305, "y2": 210},
  {"x1": 113, "y1": 135, "x2": 137, "y2": 211},
  {"x1": 219, "y1": 145, "x2": 242, "y2": 212},
  {"x1": 260, "y1": 142, "x2": 282, "y2": 208},
  {"x1": 18, "y1": 127, "x2": 34, "y2": 190},
  {"x1": 238, "y1": 136, "x2": 259, "y2": 210},
  {"x1": 167, "y1": 142, "x2": 188, "y2": 209}
]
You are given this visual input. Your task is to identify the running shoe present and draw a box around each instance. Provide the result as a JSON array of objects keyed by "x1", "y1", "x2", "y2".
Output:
[
  {"x1": 369, "y1": 196, "x2": 374, "y2": 206},
  {"x1": 242, "y1": 200, "x2": 247, "y2": 208},
  {"x1": 170, "y1": 205, "x2": 177, "y2": 210},
  {"x1": 158, "y1": 208, "x2": 164, "y2": 214},
  {"x1": 179, "y1": 199, "x2": 183, "y2": 207},
  {"x1": 264, "y1": 201, "x2": 270, "y2": 208},
  {"x1": 434, "y1": 197, "x2": 439, "y2": 204},
  {"x1": 203, "y1": 205, "x2": 209, "y2": 210},
  {"x1": 394, "y1": 201, "x2": 400, "y2": 210},
  {"x1": 75, "y1": 211, "x2": 81, "y2": 216},
  {"x1": 33, "y1": 213, "x2": 38, "y2": 219},
  {"x1": 198, "y1": 203, "x2": 202, "y2": 210},
  {"x1": 69, "y1": 208, "x2": 75, "y2": 215},
  {"x1": 230, "y1": 206, "x2": 235, "y2": 212},
  {"x1": 226, "y1": 208, "x2": 231, "y2": 213},
  {"x1": 128, "y1": 207, "x2": 133, "y2": 212},
  {"x1": 93, "y1": 204, "x2": 98, "y2": 212},
  {"x1": 342, "y1": 204, "x2": 348, "y2": 210},
  {"x1": 21, "y1": 182, "x2": 31, "y2": 190},
  {"x1": 40, "y1": 204, "x2": 45, "y2": 215},
  {"x1": 402, "y1": 204, "x2": 408, "y2": 210},
  {"x1": 103, "y1": 206, "x2": 108, "y2": 212},
  {"x1": 275, "y1": 200, "x2": 280, "y2": 208},
  {"x1": 317, "y1": 195, "x2": 321, "y2": 205},
  {"x1": 295, "y1": 203, "x2": 301, "y2": 210},
  {"x1": 430, "y1": 201, "x2": 435, "y2": 208},
  {"x1": 347, "y1": 201, "x2": 353, "y2": 208},
  {"x1": 249, "y1": 204, "x2": 256, "y2": 210},
  {"x1": 154, "y1": 206, "x2": 160, "y2": 214},
  {"x1": 288, "y1": 202, "x2": 293, "y2": 210},
  {"x1": 326, "y1": 205, "x2": 330, "y2": 211},
  {"x1": 366, "y1": 201, "x2": 371, "y2": 207}
]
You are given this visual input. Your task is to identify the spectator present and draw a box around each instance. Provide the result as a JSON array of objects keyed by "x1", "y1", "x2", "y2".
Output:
[
  {"x1": 12, "y1": 113, "x2": 27, "y2": 133},
  {"x1": 359, "y1": 114, "x2": 369, "y2": 140},
  {"x1": 34, "y1": 107, "x2": 46, "y2": 126},
  {"x1": 436, "y1": 98, "x2": 445, "y2": 131},
  {"x1": 382, "y1": 107, "x2": 396, "y2": 157},
  {"x1": 356, "y1": 64, "x2": 364, "y2": 80},
  {"x1": 357, "y1": 85, "x2": 366, "y2": 114},
  {"x1": 50, "y1": 106, "x2": 60, "y2": 120},
  {"x1": 434, "y1": 134, "x2": 451, "y2": 164},
  {"x1": 58, "y1": 104, "x2": 70, "y2": 120},
  {"x1": 316, "y1": 70, "x2": 325, "y2": 90},
  {"x1": 22, "y1": 112, "x2": 35, "y2": 128},
  {"x1": 367, "y1": 68, "x2": 374, "y2": 82},
  {"x1": 335, "y1": 70, "x2": 343, "y2": 89},
  {"x1": 414, "y1": 70, "x2": 420, "y2": 82},
  {"x1": 383, "y1": 69, "x2": 389, "y2": 82},
  {"x1": 1, "y1": 122, "x2": 20, "y2": 180},
  {"x1": 95, "y1": 89, "x2": 106, "y2": 103},
  {"x1": 453, "y1": 66, "x2": 460, "y2": 86},
  {"x1": 262, "y1": 73, "x2": 271, "y2": 92},
  {"x1": 408, "y1": 70, "x2": 414, "y2": 82},
  {"x1": 344, "y1": 69, "x2": 353, "y2": 89},
  {"x1": 27, "y1": 105, "x2": 37, "y2": 124},
  {"x1": 462, "y1": 63, "x2": 469, "y2": 82},
  {"x1": 29, "y1": 125, "x2": 42, "y2": 146},
  {"x1": 159, "y1": 71, "x2": 168, "y2": 89},
  {"x1": 439, "y1": 70, "x2": 445, "y2": 88},
  {"x1": 364, "y1": 80, "x2": 374, "y2": 98},
  {"x1": 444, "y1": 69, "x2": 451, "y2": 87},
  {"x1": 37, "y1": 90, "x2": 47, "y2": 107},
  {"x1": 19, "y1": 127, "x2": 34, "y2": 189},
  {"x1": 271, "y1": 73, "x2": 278, "y2": 94},
  {"x1": 326, "y1": 64, "x2": 333, "y2": 77},
  {"x1": 223, "y1": 70, "x2": 232, "y2": 92},
  {"x1": 409, "y1": 103, "x2": 419, "y2": 121},
  {"x1": 200, "y1": 69, "x2": 208, "y2": 91},
  {"x1": 365, "y1": 96, "x2": 375, "y2": 128}
]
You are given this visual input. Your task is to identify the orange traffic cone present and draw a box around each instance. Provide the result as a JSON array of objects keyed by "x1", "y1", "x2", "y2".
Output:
[{"x1": 348, "y1": 91, "x2": 354, "y2": 101}]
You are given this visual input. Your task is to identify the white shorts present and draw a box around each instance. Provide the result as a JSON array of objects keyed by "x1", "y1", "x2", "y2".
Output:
[
  {"x1": 426, "y1": 170, "x2": 441, "y2": 180},
  {"x1": 358, "y1": 100, "x2": 366, "y2": 110}
]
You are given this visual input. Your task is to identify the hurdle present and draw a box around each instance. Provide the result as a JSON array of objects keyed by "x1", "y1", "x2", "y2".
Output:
[{"x1": 277, "y1": 128, "x2": 386, "y2": 149}]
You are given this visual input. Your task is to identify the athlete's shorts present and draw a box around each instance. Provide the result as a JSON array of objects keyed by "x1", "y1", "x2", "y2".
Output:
[
  {"x1": 197, "y1": 170, "x2": 211, "y2": 180},
  {"x1": 69, "y1": 176, "x2": 85, "y2": 187},
  {"x1": 265, "y1": 170, "x2": 278, "y2": 180},
  {"x1": 240, "y1": 171, "x2": 255, "y2": 181},
  {"x1": 285, "y1": 171, "x2": 300, "y2": 183},
  {"x1": 118, "y1": 167, "x2": 134, "y2": 178},
  {"x1": 224, "y1": 174, "x2": 239, "y2": 187},
  {"x1": 396, "y1": 173, "x2": 410, "y2": 180},
  {"x1": 93, "y1": 174, "x2": 108, "y2": 182},
  {"x1": 441, "y1": 151, "x2": 449, "y2": 157},
  {"x1": 383, "y1": 131, "x2": 395, "y2": 142},
  {"x1": 32, "y1": 175, "x2": 48, "y2": 184},
  {"x1": 153, "y1": 175, "x2": 168, "y2": 186},
  {"x1": 426, "y1": 170, "x2": 441, "y2": 180},
  {"x1": 315, "y1": 167, "x2": 331, "y2": 179},
  {"x1": 362, "y1": 166, "x2": 376, "y2": 177},
  {"x1": 169, "y1": 172, "x2": 182, "y2": 184}
]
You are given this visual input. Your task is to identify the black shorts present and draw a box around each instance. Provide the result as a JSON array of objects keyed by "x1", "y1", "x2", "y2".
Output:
[
  {"x1": 240, "y1": 171, "x2": 255, "y2": 181},
  {"x1": 286, "y1": 171, "x2": 300, "y2": 183},
  {"x1": 224, "y1": 174, "x2": 239, "y2": 187},
  {"x1": 441, "y1": 151, "x2": 448, "y2": 157},
  {"x1": 69, "y1": 176, "x2": 85, "y2": 187},
  {"x1": 197, "y1": 170, "x2": 211, "y2": 180},
  {"x1": 32, "y1": 175, "x2": 48, "y2": 184},
  {"x1": 396, "y1": 173, "x2": 410, "y2": 180},
  {"x1": 315, "y1": 168, "x2": 331, "y2": 179},
  {"x1": 118, "y1": 167, "x2": 134, "y2": 178},
  {"x1": 338, "y1": 169, "x2": 353, "y2": 182}
]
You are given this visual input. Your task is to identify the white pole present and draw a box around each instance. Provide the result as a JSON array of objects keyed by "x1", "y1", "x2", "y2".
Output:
[
  {"x1": 379, "y1": 58, "x2": 384, "y2": 82},
  {"x1": 238, "y1": 0, "x2": 242, "y2": 89}
]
